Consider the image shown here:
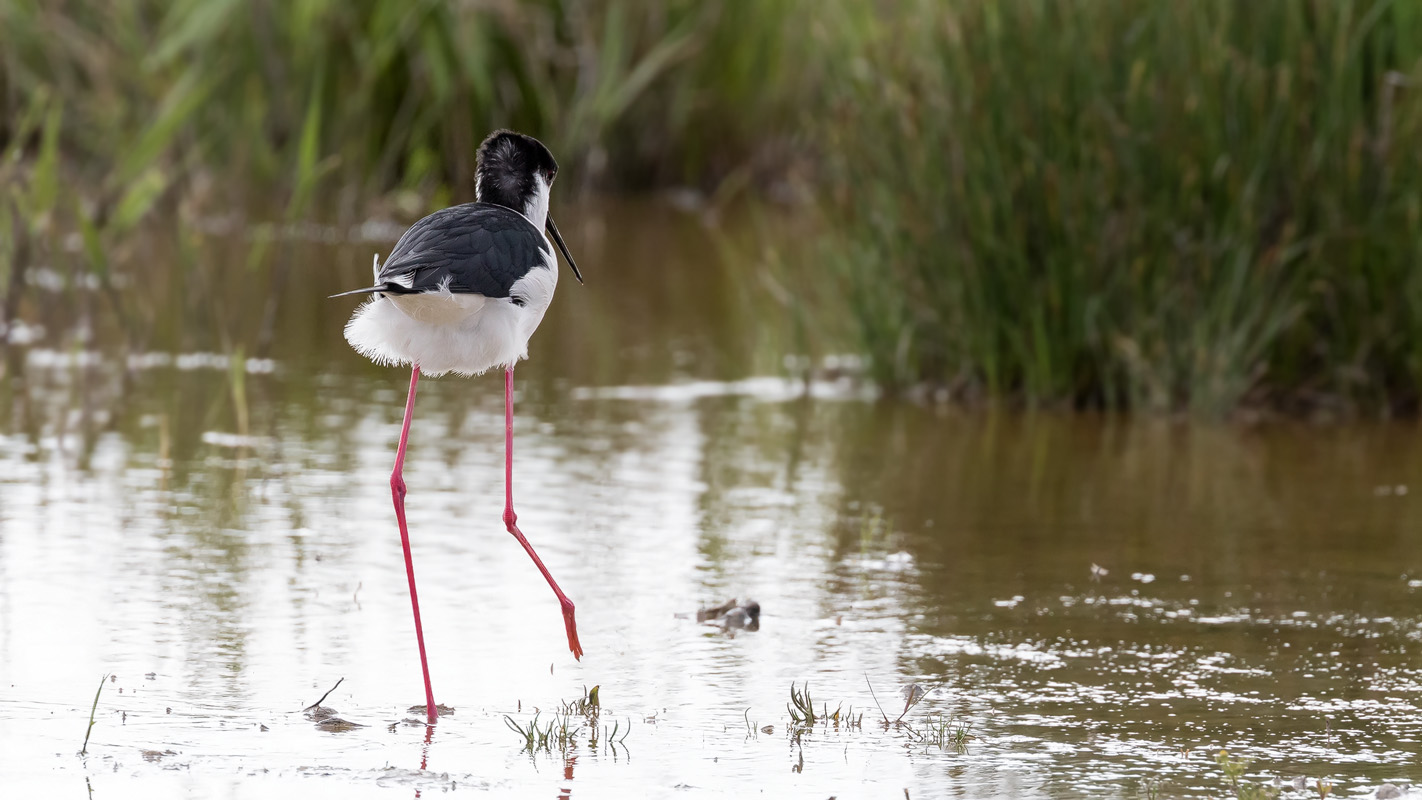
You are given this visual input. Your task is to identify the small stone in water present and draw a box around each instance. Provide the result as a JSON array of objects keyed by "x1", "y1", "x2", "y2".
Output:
[{"x1": 315, "y1": 717, "x2": 366, "y2": 732}]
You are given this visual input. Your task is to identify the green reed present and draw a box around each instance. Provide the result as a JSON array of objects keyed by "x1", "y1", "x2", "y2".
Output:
[
  {"x1": 6, "y1": 1, "x2": 1422, "y2": 415},
  {"x1": 503, "y1": 687, "x2": 627, "y2": 756},
  {"x1": 0, "y1": 0, "x2": 825, "y2": 365},
  {"x1": 80, "y1": 673, "x2": 108, "y2": 756},
  {"x1": 820, "y1": 0, "x2": 1422, "y2": 415},
  {"x1": 0, "y1": 0, "x2": 817, "y2": 200}
]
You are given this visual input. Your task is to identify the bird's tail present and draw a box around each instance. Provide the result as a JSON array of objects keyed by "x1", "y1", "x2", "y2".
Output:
[
  {"x1": 330, "y1": 253, "x2": 386, "y2": 298},
  {"x1": 328, "y1": 286, "x2": 385, "y2": 299}
]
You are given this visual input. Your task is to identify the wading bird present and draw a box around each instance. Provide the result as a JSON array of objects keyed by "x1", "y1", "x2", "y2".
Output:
[{"x1": 333, "y1": 130, "x2": 585, "y2": 723}]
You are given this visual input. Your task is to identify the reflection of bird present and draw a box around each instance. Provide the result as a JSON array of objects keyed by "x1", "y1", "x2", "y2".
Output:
[{"x1": 333, "y1": 130, "x2": 586, "y2": 723}]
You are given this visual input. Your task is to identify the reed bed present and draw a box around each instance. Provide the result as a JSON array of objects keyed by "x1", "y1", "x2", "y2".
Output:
[
  {"x1": 821, "y1": 0, "x2": 1422, "y2": 415},
  {"x1": 5, "y1": 1, "x2": 1422, "y2": 415},
  {"x1": 0, "y1": 0, "x2": 819, "y2": 198}
]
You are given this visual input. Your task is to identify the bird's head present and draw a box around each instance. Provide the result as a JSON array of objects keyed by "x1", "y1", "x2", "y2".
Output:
[{"x1": 476, "y1": 130, "x2": 583, "y2": 284}]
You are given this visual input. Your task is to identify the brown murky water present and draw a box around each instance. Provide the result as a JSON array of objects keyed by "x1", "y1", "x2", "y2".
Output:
[{"x1": 1, "y1": 199, "x2": 1420, "y2": 798}]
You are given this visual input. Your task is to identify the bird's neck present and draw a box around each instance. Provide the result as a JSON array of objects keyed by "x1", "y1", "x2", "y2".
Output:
[
  {"x1": 477, "y1": 173, "x2": 550, "y2": 231},
  {"x1": 521, "y1": 174, "x2": 550, "y2": 231}
]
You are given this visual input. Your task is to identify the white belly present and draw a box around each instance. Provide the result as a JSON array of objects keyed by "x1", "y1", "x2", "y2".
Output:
[
  {"x1": 344, "y1": 266, "x2": 558, "y2": 377},
  {"x1": 389, "y1": 291, "x2": 487, "y2": 325}
]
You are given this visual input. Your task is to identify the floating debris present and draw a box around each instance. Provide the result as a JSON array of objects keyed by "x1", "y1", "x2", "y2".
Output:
[
  {"x1": 694, "y1": 598, "x2": 739, "y2": 622},
  {"x1": 314, "y1": 717, "x2": 367, "y2": 732},
  {"x1": 305, "y1": 706, "x2": 337, "y2": 723},
  {"x1": 723, "y1": 602, "x2": 761, "y2": 631},
  {"x1": 374, "y1": 767, "x2": 457, "y2": 791},
  {"x1": 686, "y1": 598, "x2": 761, "y2": 631}
]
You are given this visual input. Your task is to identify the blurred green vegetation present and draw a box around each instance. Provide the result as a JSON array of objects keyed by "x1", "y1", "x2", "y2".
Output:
[
  {"x1": 3, "y1": 0, "x2": 1422, "y2": 416},
  {"x1": 0, "y1": 0, "x2": 818, "y2": 199},
  {"x1": 823, "y1": 0, "x2": 1422, "y2": 416}
]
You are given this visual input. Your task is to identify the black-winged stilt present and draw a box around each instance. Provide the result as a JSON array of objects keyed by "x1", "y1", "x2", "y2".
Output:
[{"x1": 332, "y1": 130, "x2": 585, "y2": 723}]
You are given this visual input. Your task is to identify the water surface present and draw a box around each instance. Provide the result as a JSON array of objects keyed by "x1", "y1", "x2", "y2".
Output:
[{"x1": 1, "y1": 200, "x2": 1420, "y2": 798}]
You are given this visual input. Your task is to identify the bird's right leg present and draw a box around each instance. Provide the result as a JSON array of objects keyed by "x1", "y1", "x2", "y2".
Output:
[
  {"x1": 391, "y1": 366, "x2": 438, "y2": 723},
  {"x1": 502, "y1": 366, "x2": 583, "y2": 660}
]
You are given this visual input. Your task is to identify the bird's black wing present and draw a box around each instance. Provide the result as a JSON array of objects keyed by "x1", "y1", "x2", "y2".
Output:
[{"x1": 375, "y1": 203, "x2": 550, "y2": 298}]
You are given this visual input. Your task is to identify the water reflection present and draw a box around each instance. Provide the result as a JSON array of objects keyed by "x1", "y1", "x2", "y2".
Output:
[{"x1": 0, "y1": 200, "x2": 1420, "y2": 797}]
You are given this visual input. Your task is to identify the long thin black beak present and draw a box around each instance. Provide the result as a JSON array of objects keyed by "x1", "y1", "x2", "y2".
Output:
[{"x1": 546, "y1": 216, "x2": 584, "y2": 284}]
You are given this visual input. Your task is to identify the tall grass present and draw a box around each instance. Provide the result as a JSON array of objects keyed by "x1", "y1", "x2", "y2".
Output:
[
  {"x1": 822, "y1": 0, "x2": 1422, "y2": 415},
  {"x1": 0, "y1": 0, "x2": 818, "y2": 201},
  {"x1": 6, "y1": 1, "x2": 1422, "y2": 415},
  {"x1": 0, "y1": 0, "x2": 822, "y2": 358}
]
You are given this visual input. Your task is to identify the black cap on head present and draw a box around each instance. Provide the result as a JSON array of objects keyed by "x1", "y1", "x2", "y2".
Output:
[
  {"x1": 475, "y1": 129, "x2": 583, "y2": 284},
  {"x1": 475, "y1": 130, "x2": 558, "y2": 209}
]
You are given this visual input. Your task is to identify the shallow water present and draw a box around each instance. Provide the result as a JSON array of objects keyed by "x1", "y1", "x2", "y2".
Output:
[{"x1": 1, "y1": 200, "x2": 1421, "y2": 798}]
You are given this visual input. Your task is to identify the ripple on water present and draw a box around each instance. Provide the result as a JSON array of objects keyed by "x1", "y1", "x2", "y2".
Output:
[{"x1": 3, "y1": 360, "x2": 1422, "y2": 797}]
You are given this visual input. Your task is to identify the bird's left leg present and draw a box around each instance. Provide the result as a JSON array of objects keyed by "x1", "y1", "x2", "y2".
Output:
[{"x1": 502, "y1": 366, "x2": 583, "y2": 660}]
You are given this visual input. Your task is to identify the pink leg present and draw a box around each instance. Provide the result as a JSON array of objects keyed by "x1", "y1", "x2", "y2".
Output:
[
  {"x1": 503, "y1": 367, "x2": 583, "y2": 660},
  {"x1": 392, "y1": 366, "x2": 438, "y2": 722}
]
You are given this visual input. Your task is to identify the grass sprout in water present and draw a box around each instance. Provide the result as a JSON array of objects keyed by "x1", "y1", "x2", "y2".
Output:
[
  {"x1": 79, "y1": 673, "x2": 108, "y2": 756},
  {"x1": 1215, "y1": 750, "x2": 1283, "y2": 800},
  {"x1": 787, "y1": 681, "x2": 816, "y2": 726},
  {"x1": 503, "y1": 712, "x2": 581, "y2": 754},
  {"x1": 742, "y1": 708, "x2": 771, "y2": 740},
  {"x1": 504, "y1": 686, "x2": 627, "y2": 756},
  {"x1": 861, "y1": 676, "x2": 970, "y2": 751},
  {"x1": 1212, "y1": 750, "x2": 1336, "y2": 800},
  {"x1": 911, "y1": 712, "x2": 971, "y2": 752},
  {"x1": 787, "y1": 681, "x2": 861, "y2": 731},
  {"x1": 559, "y1": 684, "x2": 600, "y2": 718}
]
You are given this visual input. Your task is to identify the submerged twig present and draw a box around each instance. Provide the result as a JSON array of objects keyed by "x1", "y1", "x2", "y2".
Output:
[
  {"x1": 303, "y1": 677, "x2": 345, "y2": 711},
  {"x1": 896, "y1": 682, "x2": 939, "y2": 723},
  {"x1": 81, "y1": 673, "x2": 108, "y2": 755},
  {"x1": 865, "y1": 673, "x2": 889, "y2": 724}
]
